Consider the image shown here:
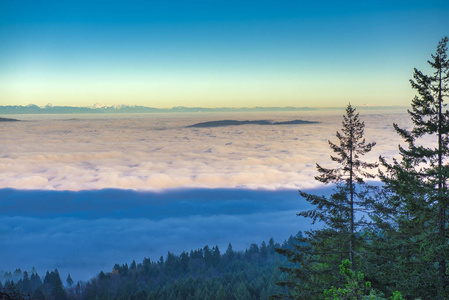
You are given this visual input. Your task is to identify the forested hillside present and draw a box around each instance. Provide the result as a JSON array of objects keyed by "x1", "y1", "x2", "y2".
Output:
[{"x1": 0, "y1": 236, "x2": 298, "y2": 300}]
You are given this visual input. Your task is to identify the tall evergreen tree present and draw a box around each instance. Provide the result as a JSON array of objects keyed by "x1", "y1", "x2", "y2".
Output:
[
  {"x1": 276, "y1": 104, "x2": 377, "y2": 299},
  {"x1": 378, "y1": 36, "x2": 449, "y2": 299},
  {"x1": 309, "y1": 104, "x2": 377, "y2": 268},
  {"x1": 66, "y1": 273, "x2": 74, "y2": 287},
  {"x1": 43, "y1": 269, "x2": 67, "y2": 300}
]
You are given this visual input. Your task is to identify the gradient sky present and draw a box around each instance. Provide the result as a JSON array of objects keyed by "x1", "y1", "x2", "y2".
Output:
[{"x1": 1, "y1": 0, "x2": 448, "y2": 108}]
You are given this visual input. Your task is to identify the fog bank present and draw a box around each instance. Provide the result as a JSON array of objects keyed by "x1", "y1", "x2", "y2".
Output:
[{"x1": 0, "y1": 110, "x2": 409, "y2": 191}]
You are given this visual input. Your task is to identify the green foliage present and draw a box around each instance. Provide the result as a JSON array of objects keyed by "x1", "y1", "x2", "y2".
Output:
[
  {"x1": 276, "y1": 36, "x2": 449, "y2": 300},
  {"x1": 323, "y1": 260, "x2": 403, "y2": 300},
  {"x1": 1, "y1": 238, "x2": 290, "y2": 300},
  {"x1": 374, "y1": 36, "x2": 449, "y2": 299},
  {"x1": 0, "y1": 281, "x2": 30, "y2": 300},
  {"x1": 276, "y1": 104, "x2": 377, "y2": 299},
  {"x1": 299, "y1": 104, "x2": 377, "y2": 266}
]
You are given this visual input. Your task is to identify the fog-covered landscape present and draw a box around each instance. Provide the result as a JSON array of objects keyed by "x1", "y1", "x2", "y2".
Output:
[
  {"x1": 0, "y1": 108, "x2": 408, "y2": 282},
  {"x1": 1, "y1": 109, "x2": 406, "y2": 191},
  {"x1": 1, "y1": 0, "x2": 449, "y2": 299}
]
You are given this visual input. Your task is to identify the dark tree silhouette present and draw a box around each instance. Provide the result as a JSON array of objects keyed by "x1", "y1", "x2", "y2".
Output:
[
  {"x1": 66, "y1": 274, "x2": 74, "y2": 287},
  {"x1": 378, "y1": 36, "x2": 449, "y2": 299},
  {"x1": 276, "y1": 104, "x2": 377, "y2": 299},
  {"x1": 299, "y1": 103, "x2": 376, "y2": 268}
]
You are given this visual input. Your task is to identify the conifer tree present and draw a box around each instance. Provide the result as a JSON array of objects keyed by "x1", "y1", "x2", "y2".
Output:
[
  {"x1": 276, "y1": 104, "x2": 377, "y2": 299},
  {"x1": 299, "y1": 104, "x2": 376, "y2": 268},
  {"x1": 378, "y1": 36, "x2": 449, "y2": 299},
  {"x1": 66, "y1": 273, "x2": 74, "y2": 287}
]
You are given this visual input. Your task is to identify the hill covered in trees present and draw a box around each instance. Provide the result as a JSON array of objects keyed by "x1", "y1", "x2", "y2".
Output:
[
  {"x1": 0, "y1": 236, "x2": 299, "y2": 300},
  {"x1": 186, "y1": 119, "x2": 318, "y2": 128}
]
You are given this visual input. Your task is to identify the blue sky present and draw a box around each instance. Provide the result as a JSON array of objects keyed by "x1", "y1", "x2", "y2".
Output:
[{"x1": 0, "y1": 0, "x2": 448, "y2": 108}]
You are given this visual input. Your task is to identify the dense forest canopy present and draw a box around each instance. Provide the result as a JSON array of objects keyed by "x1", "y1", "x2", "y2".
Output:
[{"x1": 0, "y1": 236, "x2": 299, "y2": 300}]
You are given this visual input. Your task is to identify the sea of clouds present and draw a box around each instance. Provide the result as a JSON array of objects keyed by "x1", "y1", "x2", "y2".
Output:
[
  {"x1": 0, "y1": 188, "x2": 331, "y2": 281},
  {"x1": 0, "y1": 109, "x2": 411, "y2": 191},
  {"x1": 0, "y1": 108, "x2": 418, "y2": 282}
]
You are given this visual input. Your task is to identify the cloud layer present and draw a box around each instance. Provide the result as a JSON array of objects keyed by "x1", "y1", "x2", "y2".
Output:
[
  {"x1": 0, "y1": 188, "x2": 329, "y2": 282},
  {"x1": 0, "y1": 108, "x2": 424, "y2": 282},
  {"x1": 1, "y1": 109, "x2": 411, "y2": 191}
]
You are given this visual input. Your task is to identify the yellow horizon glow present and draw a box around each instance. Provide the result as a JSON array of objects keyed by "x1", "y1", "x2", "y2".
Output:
[{"x1": 0, "y1": 68, "x2": 414, "y2": 108}]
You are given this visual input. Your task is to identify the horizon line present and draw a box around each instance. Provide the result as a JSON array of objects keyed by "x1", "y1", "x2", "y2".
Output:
[{"x1": 0, "y1": 103, "x2": 408, "y2": 110}]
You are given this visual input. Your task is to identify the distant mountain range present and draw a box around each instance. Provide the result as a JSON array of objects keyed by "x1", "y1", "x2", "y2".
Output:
[{"x1": 0, "y1": 104, "x2": 405, "y2": 114}]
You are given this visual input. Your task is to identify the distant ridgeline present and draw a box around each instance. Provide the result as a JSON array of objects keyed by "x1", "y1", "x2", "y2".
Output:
[
  {"x1": 187, "y1": 119, "x2": 319, "y2": 128},
  {"x1": 0, "y1": 105, "x2": 405, "y2": 114},
  {"x1": 0, "y1": 117, "x2": 20, "y2": 122},
  {"x1": 0, "y1": 104, "x2": 317, "y2": 114}
]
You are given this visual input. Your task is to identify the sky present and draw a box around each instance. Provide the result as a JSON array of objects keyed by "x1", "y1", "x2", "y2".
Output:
[{"x1": 1, "y1": 0, "x2": 448, "y2": 108}]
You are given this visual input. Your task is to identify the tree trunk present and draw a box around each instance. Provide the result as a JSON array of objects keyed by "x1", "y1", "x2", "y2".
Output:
[
  {"x1": 349, "y1": 127, "x2": 354, "y2": 270},
  {"x1": 437, "y1": 60, "x2": 447, "y2": 297}
]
